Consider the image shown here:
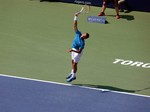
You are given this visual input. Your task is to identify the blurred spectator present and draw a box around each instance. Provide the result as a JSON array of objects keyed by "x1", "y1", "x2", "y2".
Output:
[
  {"x1": 118, "y1": 0, "x2": 125, "y2": 12},
  {"x1": 118, "y1": 0, "x2": 131, "y2": 12}
]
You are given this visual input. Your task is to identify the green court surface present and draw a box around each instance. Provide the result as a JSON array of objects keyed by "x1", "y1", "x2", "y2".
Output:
[{"x1": 0, "y1": 0, "x2": 150, "y2": 96}]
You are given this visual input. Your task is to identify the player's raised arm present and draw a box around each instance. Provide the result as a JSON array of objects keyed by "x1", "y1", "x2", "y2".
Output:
[{"x1": 73, "y1": 12, "x2": 80, "y2": 32}]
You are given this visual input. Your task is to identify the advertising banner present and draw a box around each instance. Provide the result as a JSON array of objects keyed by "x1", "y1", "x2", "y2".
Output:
[
  {"x1": 59, "y1": 0, "x2": 150, "y2": 12},
  {"x1": 60, "y1": 0, "x2": 102, "y2": 6}
]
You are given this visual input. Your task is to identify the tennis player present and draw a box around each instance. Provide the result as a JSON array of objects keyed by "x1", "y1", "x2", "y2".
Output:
[{"x1": 66, "y1": 12, "x2": 90, "y2": 82}]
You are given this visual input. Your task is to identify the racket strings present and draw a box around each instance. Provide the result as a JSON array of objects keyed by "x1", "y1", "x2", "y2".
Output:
[
  {"x1": 83, "y1": 5, "x2": 90, "y2": 13},
  {"x1": 80, "y1": 5, "x2": 90, "y2": 13}
]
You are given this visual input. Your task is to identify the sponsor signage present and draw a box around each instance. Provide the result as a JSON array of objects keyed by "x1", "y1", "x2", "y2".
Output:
[
  {"x1": 60, "y1": 0, "x2": 102, "y2": 6},
  {"x1": 113, "y1": 59, "x2": 150, "y2": 68},
  {"x1": 87, "y1": 16, "x2": 106, "y2": 24}
]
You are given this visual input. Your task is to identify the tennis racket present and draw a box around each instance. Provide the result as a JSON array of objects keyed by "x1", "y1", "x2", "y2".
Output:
[{"x1": 79, "y1": 5, "x2": 90, "y2": 14}]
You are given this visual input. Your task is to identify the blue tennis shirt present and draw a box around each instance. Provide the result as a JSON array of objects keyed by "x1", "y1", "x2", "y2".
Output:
[{"x1": 72, "y1": 30, "x2": 85, "y2": 50}]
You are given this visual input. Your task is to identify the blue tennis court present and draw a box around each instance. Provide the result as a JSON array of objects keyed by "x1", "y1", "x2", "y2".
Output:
[{"x1": 0, "y1": 74, "x2": 150, "y2": 112}]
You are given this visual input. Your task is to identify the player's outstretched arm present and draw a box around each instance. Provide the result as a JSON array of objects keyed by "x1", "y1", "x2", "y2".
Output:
[{"x1": 74, "y1": 12, "x2": 80, "y2": 32}]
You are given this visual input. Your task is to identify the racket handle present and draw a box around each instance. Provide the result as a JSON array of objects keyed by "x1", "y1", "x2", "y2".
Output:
[{"x1": 80, "y1": 7, "x2": 84, "y2": 13}]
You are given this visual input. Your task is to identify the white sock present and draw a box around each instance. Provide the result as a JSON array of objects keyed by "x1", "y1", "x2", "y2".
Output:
[
  {"x1": 71, "y1": 69, "x2": 76, "y2": 77},
  {"x1": 71, "y1": 69, "x2": 74, "y2": 74}
]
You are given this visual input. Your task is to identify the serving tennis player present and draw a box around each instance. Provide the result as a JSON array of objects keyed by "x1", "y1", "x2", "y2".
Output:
[{"x1": 66, "y1": 12, "x2": 90, "y2": 82}]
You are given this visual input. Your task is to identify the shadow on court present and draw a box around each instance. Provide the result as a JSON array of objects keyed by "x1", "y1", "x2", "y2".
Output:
[
  {"x1": 120, "y1": 15, "x2": 135, "y2": 21},
  {"x1": 136, "y1": 87, "x2": 150, "y2": 92},
  {"x1": 74, "y1": 84, "x2": 150, "y2": 93},
  {"x1": 107, "y1": 14, "x2": 135, "y2": 21}
]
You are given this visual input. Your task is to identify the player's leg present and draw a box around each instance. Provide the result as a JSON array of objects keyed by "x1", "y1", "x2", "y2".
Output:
[
  {"x1": 72, "y1": 60, "x2": 78, "y2": 77},
  {"x1": 66, "y1": 59, "x2": 77, "y2": 79},
  {"x1": 114, "y1": 0, "x2": 120, "y2": 19},
  {"x1": 98, "y1": 0, "x2": 107, "y2": 16},
  {"x1": 66, "y1": 52, "x2": 75, "y2": 79},
  {"x1": 67, "y1": 50, "x2": 83, "y2": 82},
  {"x1": 66, "y1": 59, "x2": 74, "y2": 79},
  {"x1": 66, "y1": 51, "x2": 77, "y2": 81},
  {"x1": 67, "y1": 60, "x2": 77, "y2": 82}
]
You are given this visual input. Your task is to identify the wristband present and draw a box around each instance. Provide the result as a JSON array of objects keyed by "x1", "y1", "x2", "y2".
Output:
[{"x1": 74, "y1": 16, "x2": 78, "y2": 21}]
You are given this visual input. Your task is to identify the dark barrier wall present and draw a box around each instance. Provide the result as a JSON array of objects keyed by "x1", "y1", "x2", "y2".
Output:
[
  {"x1": 59, "y1": 0, "x2": 150, "y2": 12},
  {"x1": 125, "y1": 0, "x2": 150, "y2": 12}
]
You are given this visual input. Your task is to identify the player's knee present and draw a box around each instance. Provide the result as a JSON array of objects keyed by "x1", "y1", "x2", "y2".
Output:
[
  {"x1": 73, "y1": 62, "x2": 77, "y2": 67},
  {"x1": 103, "y1": 1, "x2": 106, "y2": 6}
]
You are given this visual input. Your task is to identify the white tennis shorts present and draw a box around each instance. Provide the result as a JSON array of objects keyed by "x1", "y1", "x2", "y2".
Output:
[{"x1": 71, "y1": 48, "x2": 83, "y2": 63}]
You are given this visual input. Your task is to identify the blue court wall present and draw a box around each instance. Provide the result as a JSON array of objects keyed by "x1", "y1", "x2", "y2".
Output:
[{"x1": 59, "y1": 0, "x2": 150, "y2": 12}]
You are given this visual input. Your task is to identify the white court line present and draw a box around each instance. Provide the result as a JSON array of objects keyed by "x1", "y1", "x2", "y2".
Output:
[{"x1": 0, "y1": 73, "x2": 150, "y2": 98}]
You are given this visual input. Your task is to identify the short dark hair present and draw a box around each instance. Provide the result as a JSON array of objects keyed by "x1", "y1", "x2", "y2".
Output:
[{"x1": 86, "y1": 33, "x2": 90, "y2": 38}]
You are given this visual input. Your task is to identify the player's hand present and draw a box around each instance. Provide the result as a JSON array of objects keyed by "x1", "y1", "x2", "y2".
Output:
[
  {"x1": 66, "y1": 49, "x2": 72, "y2": 53},
  {"x1": 75, "y1": 12, "x2": 80, "y2": 16}
]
